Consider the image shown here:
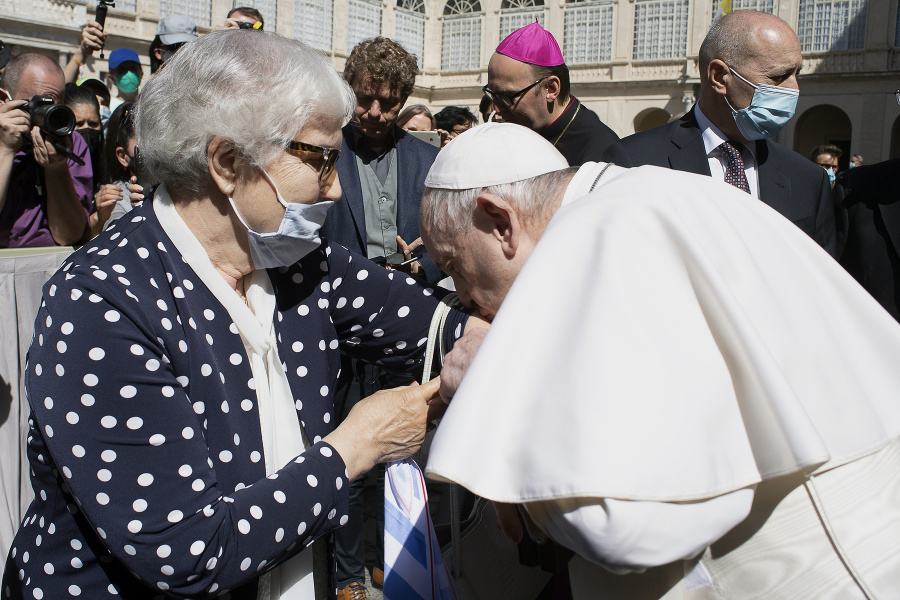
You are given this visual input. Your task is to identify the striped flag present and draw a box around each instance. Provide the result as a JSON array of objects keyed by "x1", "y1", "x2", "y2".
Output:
[{"x1": 384, "y1": 458, "x2": 458, "y2": 600}]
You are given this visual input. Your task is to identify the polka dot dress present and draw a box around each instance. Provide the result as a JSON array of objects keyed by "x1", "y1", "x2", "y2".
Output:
[{"x1": 1, "y1": 201, "x2": 467, "y2": 599}]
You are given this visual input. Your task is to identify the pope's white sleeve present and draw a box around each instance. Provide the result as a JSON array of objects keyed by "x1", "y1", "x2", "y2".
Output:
[{"x1": 524, "y1": 489, "x2": 755, "y2": 574}]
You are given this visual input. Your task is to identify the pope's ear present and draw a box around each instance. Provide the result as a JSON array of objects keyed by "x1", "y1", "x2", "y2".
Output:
[
  {"x1": 207, "y1": 136, "x2": 237, "y2": 197},
  {"x1": 476, "y1": 192, "x2": 520, "y2": 257}
]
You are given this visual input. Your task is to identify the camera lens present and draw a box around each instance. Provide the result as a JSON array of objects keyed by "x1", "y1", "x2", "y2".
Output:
[{"x1": 33, "y1": 104, "x2": 76, "y2": 137}]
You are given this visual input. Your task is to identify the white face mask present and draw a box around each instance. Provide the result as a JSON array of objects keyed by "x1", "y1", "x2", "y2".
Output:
[{"x1": 229, "y1": 170, "x2": 333, "y2": 270}]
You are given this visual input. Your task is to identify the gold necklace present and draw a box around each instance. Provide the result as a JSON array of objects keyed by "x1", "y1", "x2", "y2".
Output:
[{"x1": 551, "y1": 104, "x2": 581, "y2": 147}]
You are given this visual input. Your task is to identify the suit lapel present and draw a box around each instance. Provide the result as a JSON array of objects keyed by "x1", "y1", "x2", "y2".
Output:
[
  {"x1": 394, "y1": 129, "x2": 417, "y2": 242},
  {"x1": 668, "y1": 111, "x2": 712, "y2": 176},
  {"x1": 756, "y1": 140, "x2": 792, "y2": 212},
  {"x1": 337, "y1": 126, "x2": 367, "y2": 245}
]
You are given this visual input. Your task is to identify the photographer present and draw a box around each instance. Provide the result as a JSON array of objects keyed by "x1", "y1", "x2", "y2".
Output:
[{"x1": 0, "y1": 53, "x2": 92, "y2": 247}]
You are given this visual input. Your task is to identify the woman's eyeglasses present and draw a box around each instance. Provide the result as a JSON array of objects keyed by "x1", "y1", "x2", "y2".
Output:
[{"x1": 282, "y1": 140, "x2": 341, "y2": 181}]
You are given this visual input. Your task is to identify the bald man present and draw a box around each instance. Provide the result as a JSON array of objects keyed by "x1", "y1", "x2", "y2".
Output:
[
  {"x1": 604, "y1": 10, "x2": 835, "y2": 256},
  {"x1": 0, "y1": 53, "x2": 93, "y2": 247}
]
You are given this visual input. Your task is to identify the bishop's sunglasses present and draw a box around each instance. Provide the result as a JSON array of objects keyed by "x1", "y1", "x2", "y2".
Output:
[
  {"x1": 482, "y1": 77, "x2": 547, "y2": 109},
  {"x1": 282, "y1": 140, "x2": 341, "y2": 181}
]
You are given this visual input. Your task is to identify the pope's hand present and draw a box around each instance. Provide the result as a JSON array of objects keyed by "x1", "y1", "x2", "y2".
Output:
[{"x1": 439, "y1": 326, "x2": 487, "y2": 404}]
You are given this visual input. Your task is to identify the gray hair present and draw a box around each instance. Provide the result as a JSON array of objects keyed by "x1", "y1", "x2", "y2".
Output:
[
  {"x1": 422, "y1": 168, "x2": 577, "y2": 236},
  {"x1": 136, "y1": 30, "x2": 354, "y2": 198}
]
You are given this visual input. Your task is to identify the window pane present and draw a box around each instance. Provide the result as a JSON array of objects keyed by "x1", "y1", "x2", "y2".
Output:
[
  {"x1": 797, "y1": 0, "x2": 867, "y2": 51},
  {"x1": 441, "y1": 15, "x2": 483, "y2": 70},
  {"x1": 232, "y1": 0, "x2": 277, "y2": 30},
  {"x1": 159, "y1": 0, "x2": 212, "y2": 28},
  {"x1": 348, "y1": 0, "x2": 383, "y2": 49},
  {"x1": 564, "y1": 1, "x2": 613, "y2": 64},
  {"x1": 395, "y1": 9, "x2": 426, "y2": 67},
  {"x1": 500, "y1": 9, "x2": 545, "y2": 41},
  {"x1": 118, "y1": 0, "x2": 137, "y2": 12},
  {"x1": 294, "y1": 0, "x2": 333, "y2": 51},
  {"x1": 633, "y1": 0, "x2": 689, "y2": 60}
]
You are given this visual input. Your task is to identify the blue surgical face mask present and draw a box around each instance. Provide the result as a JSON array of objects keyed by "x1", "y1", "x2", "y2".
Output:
[
  {"x1": 723, "y1": 65, "x2": 799, "y2": 141},
  {"x1": 229, "y1": 170, "x2": 334, "y2": 270},
  {"x1": 826, "y1": 167, "x2": 836, "y2": 186},
  {"x1": 100, "y1": 105, "x2": 112, "y2": 127}
]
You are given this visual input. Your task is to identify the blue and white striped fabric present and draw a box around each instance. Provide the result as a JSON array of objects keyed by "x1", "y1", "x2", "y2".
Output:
[{"x1": 384, "y1": 458, "x2": 458, "y2": 600}]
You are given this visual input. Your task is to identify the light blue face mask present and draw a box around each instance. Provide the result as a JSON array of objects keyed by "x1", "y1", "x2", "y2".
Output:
[
  {"x1": 723, "y1": 65, "x2": 799, "y2": 141},
  {"x1": 100, "y1": 105, "x2": 111, "y2": 127},
  {"x1": 229, "y1": 170, "x2": 334, "y2": 270},
  {"x1": 826, "y1": 167, "x2": 836, "y2": 186}
]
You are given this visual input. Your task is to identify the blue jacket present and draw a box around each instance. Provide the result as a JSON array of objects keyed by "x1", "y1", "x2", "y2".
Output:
[{"x1": 322, "y1": 123, "x2": 443, "y2": 285}]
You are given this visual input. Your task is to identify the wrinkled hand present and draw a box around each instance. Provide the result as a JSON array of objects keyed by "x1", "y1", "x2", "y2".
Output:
[
  {"x1": 439, "y1": 326, "x2": 487, "y2": 404},
  {"x1": 328, "y1": 378, "x2": 440, "y2": 480},
  {"x1": 395, "y1": 234, "x2": 423, "y2": 276},
  {"x1": 80, "y1": 21, "x2": 106, "y2": 57},
  {"x1": 31, "y1": 128, "x2": 70, "y2": 170},
  {"x1": 0, "y1": 100, "x2": 29, "y2": 153},
  {"x1": 494, "y1": 502, "x2": 549, "y2": 545}
]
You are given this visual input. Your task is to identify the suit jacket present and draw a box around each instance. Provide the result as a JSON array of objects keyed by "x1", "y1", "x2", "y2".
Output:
[
  {"x1": 602, "y1": 109, "x2": 836, "y2": 256},
  {"x1": 322, "y1": 123, "x2": 442, "y2": 285},
  {"x1": 833, "y1": 159, "x2": 900, "y2": 321}
]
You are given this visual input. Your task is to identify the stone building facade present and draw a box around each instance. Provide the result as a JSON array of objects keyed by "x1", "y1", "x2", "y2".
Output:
[{"x1": 2, "y1": 0, "x2": 897, "y2": 165}]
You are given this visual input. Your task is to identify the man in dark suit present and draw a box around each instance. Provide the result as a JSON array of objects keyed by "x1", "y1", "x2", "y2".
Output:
[
  {"x1": 834, "y1": 159, "x2": 900, "y2": 321},
  {"x1": 321, "y1": 36, "x2": 440, "y2": 600},
  {"x1": 603, "y1": 10, "x2": 835, "y2": 256}
]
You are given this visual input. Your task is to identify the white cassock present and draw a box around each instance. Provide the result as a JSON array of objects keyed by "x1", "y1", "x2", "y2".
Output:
[{"x1": 425, "y1": 163, "x2": 900, "y2": 600}]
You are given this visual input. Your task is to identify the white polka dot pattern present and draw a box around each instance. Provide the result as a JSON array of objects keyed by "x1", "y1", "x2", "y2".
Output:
[{"x1": 7, "y1": 211, "x2": 465, "y2": 600}]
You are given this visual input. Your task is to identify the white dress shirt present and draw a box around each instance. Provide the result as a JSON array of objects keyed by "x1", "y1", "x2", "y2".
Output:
[{"x1": 694, "y1": 105, "x2": 760, "y2": 199}]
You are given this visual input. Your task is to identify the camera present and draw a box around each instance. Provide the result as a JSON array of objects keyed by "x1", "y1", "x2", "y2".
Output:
[
  {"x1": 237, "y1": 20, "x2": 261, "y2": 29},
  {"x1": 21, "y1": 95, "x2": 76, "y2": 138}
]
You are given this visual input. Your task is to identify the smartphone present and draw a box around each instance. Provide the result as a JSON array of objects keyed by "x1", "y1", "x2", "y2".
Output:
[{"x1": 407, "y1": 130, "x2": 441, "y2": 148}]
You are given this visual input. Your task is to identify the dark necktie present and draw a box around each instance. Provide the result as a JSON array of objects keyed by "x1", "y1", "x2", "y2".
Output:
[{"x1": 719, "y1": 141, "x2": 751, "y2": 194}]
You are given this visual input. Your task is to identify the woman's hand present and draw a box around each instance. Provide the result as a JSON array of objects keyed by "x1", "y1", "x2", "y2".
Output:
[
  {"x1": 95, "y1": 183, "x2": 123, "y2": 224},
  {"x1": 126, "y1": 175, "x2": 144, "y2": 204},
  {"x1": 325, "y1": 377, "x2": 440, "y2": 481}
]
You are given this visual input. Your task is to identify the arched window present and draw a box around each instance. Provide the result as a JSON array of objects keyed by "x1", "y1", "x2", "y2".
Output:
[
  {"x1": 797, "y1": 0, "x2": 867, "y2": 51},
  {"x1": 564, "y1": 0, "x2": 613, "y2": 64},
  {"x1": 159, "y1": 0, "x2": 212, "y2": 28},
  {"x1": 442, "y1": 0, "x2": 483, "y2": 71},
  {"x1": 294, "y1": 0, "x2": 333, "y2": 51},
  {"x1": 500, "y1": 0, "x2": 544, "y2": 41},
  {"x1": 348, "y1": 0, "x2": 383, "y2": 51},
  {"x1": 233, "y1": 1, "x2": 278, "y2": 29},
  {"x1": 396, "y1": 0, "x2": 426, "y2": 67},
  {"x1": 632, "y1": 0, "x2": 689, "y2": 60}
]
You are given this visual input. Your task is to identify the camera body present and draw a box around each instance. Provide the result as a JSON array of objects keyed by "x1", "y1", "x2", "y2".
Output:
[
  {"x1": 21, "y1": 95, "x2": 76, "y2": 138},
  {"x1": 237, "y1": 20, "x2": 261, "y2": 29}
]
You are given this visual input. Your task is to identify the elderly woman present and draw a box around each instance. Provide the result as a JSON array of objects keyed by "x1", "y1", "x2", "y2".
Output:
[{"x1": 2, "y1": 31, "x2": 476, "y2": 599}]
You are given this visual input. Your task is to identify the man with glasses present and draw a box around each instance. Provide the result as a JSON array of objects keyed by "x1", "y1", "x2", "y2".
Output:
[
  {"x1": 604, "y1": 10, "x2": 836, "y2": 256},
  {"x1": 320, "y1": 36, "x2": 441, "y2": 600},
  {"x1": 485, "y1": 22, "x2": 619, "y2": 166}
]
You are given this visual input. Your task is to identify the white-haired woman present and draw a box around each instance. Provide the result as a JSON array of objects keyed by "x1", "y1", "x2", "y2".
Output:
[{"x1": 2, "y1": 31, "x2": 478, "y2": 599}]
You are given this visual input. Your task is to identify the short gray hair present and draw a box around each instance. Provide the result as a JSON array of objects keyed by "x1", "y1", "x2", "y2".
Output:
[
  {"x1": 136, "y1": 30, "x2": 354, "y2": 198},
  {"x1": 422, "y1": 168, "x2": 577, "y2": 236}
]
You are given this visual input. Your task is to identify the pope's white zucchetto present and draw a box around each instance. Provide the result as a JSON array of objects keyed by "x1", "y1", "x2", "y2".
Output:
[{"x1": 423, "y1": 122, "x2": 569, "y2": 190}]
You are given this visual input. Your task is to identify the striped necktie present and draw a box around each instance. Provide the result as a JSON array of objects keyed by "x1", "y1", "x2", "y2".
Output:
[
  {"x1": 384, "y1": 458, "x2": 458, "y2": 600},
  {"x1": 720, "y1": 140, "x2": 751, "y2": 194}
]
